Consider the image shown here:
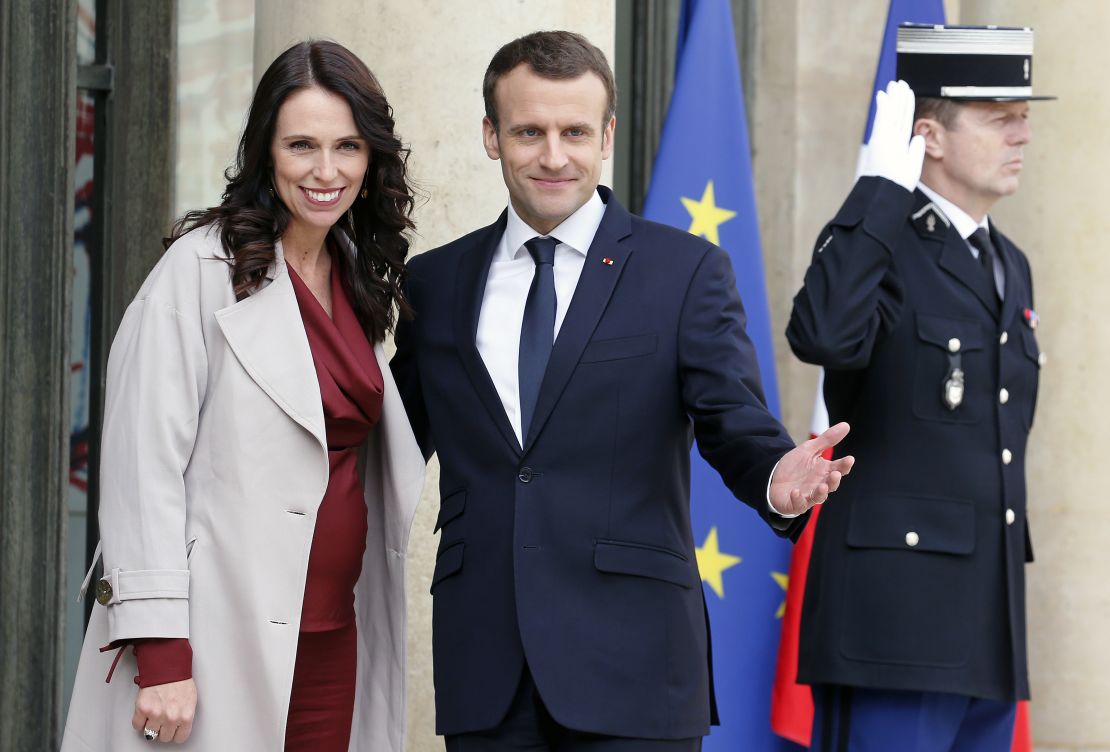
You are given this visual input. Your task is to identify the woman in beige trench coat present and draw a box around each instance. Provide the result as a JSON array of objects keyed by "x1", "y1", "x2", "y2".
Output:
[{"x1": 61, "y1": 41, "x2": 424, "y2": 752}]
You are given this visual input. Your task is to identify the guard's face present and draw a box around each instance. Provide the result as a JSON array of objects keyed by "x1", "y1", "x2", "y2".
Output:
[
  {"x1": 483, "y1": 65, "x2": 615, "y2": 235},
  {"x1": 931, "y1": 100, "x2": 1032, "y2": 211},
  {"x1": 270, "y1": 86, "x2": 369, "y2": 236}
]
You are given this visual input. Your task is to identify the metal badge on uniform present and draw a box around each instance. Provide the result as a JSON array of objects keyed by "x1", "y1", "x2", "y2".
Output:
[
  {"x1": 1023, "y1": 308, "x2": 1039, "y2": 330},
  {"x1": 601, "y1": 257, "x2": 615, "y2": 266},
  {"x1": 926, "y1": 214, "x2": 936, "y2": 233},
  {"x1": 943, "y1": 366, "x2": 965, "y2": 410}
]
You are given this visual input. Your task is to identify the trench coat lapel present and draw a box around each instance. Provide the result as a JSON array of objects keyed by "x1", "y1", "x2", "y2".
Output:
[
  {"x1": 522, "y1": 194, "x2": 632, "y2": 453},
  {"x1": 213, "y1": 246, "x2": 327, "y2": 451},
  {"x1": 452, "y1": 214, "x2": 523, "y2": 456}
]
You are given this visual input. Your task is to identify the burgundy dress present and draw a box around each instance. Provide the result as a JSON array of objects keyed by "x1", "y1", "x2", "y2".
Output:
[
  {"x1": 284, "y1": 262, "x2": 384, "y2": 750},
  {"x1": 127, "y1": 262, "x2": 383, "y2": 752}
]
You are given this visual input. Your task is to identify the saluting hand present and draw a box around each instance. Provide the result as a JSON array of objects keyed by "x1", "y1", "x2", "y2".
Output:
[
  {"x1": 858, "y1": 79, "x2": 926, "y2": 192},
  {"x1": 768, "y1": 422, "x2": 855, "y2": 517}
]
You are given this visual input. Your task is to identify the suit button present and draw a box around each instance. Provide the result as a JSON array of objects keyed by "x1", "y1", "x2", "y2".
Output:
[
  {"x1": 905, "y1": 531, "x2": 920, "y2": 547},
  {"x1": 1006, "y1": 508, "x2": 1016, "y2": 525},
  {"x1": 95, "y1": 578, "x2": 113, "y2": 606},
  {"x1": 947, "y1": 338, "x2": 961, "y2": 353},
  {"x1": 999, "y1": 388, "x2": 1010, "y2": 404},
  {"x1": 1000, "y1": 331, "x2": 1009, "y2": 345},
  {"x1": 518, "y1": 467, "x2": 533, "y2": 483},
  {"x1": 1038, "y1": 352, "x2": 1048, "y2": 367},
  {"x1": 1002, "y1": 449, "x2": 1013, "y2": 465}
]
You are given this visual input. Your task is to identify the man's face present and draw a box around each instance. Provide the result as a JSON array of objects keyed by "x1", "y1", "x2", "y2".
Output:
[
  {"x1": 483, "y1": 64, "x2": 615, "y2": 235},
  {"x1": 926, "y1": 100, "x2": 1032, "y2": 216}
]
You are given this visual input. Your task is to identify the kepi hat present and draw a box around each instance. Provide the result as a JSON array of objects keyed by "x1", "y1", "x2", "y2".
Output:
[{"x1": 896, "y1": 23, "x2": 1055, "y2": 101}]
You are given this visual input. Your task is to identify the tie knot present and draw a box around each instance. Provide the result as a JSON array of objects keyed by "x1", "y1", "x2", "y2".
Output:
[
  {"x1": 525, "y1": 236, "x2": 558, "y2": 266},
  {"x1": 969, "y1": 227, "x2": 994, "y2": 259}
]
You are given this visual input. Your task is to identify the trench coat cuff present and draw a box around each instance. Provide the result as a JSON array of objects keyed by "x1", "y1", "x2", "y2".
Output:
[{"x1": 106, "y1": 598, "x2": 190, "y2": 643}]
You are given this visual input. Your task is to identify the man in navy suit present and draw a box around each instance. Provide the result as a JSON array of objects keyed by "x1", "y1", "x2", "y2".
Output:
[{"x1": 392, "y1": 30, "x2": 854, "y2": 751}]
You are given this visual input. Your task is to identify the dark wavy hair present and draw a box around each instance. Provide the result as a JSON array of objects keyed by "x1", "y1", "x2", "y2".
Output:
[{"x1": 166, "y1": 39, "x2": 414, "y2": 341}]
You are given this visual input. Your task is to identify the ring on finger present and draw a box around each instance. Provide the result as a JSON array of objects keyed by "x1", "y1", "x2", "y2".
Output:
[{"x1": 143, "y1": 728, "x2": 159, "y2": 741}]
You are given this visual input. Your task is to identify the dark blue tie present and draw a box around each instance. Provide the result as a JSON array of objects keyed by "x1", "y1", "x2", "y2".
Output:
[{"x1": 518, "y1": 236, "x2": 558, "y2": 439}]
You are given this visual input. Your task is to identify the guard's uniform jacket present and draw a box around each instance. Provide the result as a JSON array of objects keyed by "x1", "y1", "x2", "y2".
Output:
[{"x1": 787, "y1": 176, "x2": 1041, "y2": 702}]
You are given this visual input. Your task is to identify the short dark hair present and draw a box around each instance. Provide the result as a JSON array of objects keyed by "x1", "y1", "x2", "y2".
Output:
[
  {"x1": 914, "y1": 96, "x2": 963, "y2": 129},
  {"x1": 483, "y1": 30, "x2": 617, "y2": 131}
]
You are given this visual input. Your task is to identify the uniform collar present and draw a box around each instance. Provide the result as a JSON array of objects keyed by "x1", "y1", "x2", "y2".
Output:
[{"x1": 917, "y1": 182, "x2": 990, "y2": 241}]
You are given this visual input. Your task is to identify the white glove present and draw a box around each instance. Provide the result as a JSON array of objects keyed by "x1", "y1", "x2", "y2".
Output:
[{"x1": 858, "y1": 80, "x2": 925, "y2": 192}]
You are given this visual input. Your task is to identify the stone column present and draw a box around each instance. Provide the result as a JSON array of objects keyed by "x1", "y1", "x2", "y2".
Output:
[
  {"x1": 251, "y1": 4, "x2": 615, "y2": 750},
  {"x1": 0, "y1": 1, "x2": 75, "y2": 747},
  {"x1": 957, "y1": 2, "x2": 1110, "y2": 749}
]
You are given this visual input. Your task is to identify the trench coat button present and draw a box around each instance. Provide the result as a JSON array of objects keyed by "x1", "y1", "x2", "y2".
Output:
[
  {"x1": 905, "y1": 531, "x2": 920, "y2": 547},
  {"x1": 95, "y1": 578, "x2": 113, "y2": 606},
  {"x1": 1000, "y1": 331, "x2": 1009, "y2": 345},
  {"x1": 1038, "y1": 352, "x2": 1048, "y2": 367},
  {"x1": 947, "y1": 338, "x2": 961, "y2": 353},
  {"x1": 999, "y1": 388, "x2": 1010, "y2": 405},
  {"x1": 1002, "y1": 448, "x2": 1013, "y2": 465},
  {"x1": 517, "y1": 467, "x2": 534, "y2": 483},
  {"x1": 1006, "y1": 508, "x2": 1016, "y2": 525}
]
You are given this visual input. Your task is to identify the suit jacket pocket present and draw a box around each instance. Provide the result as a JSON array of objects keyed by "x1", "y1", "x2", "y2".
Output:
[
  {"x1": 847, "y1": 494, "x2": 975, "y2": 555},
  {"x1": 594, "y1": 539, "x2": 696, "y2": 588},
  {"x1": 580, "y1": 334, "x2": 657, "y2": 364},
  {"x1": 430, "y1": 542, "x2": 464, "y2": 594}
]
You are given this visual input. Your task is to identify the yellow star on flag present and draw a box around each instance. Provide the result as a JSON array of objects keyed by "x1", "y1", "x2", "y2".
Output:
[
  {"x1": 771, "y1": 571, "x2": 789, "y2": 619},
  {"x1": 695, "y1": 526, "x2": 742, "y2": 599},
  {"x1": 681, "y1": 180, "x2": 737, "y2": 246}
]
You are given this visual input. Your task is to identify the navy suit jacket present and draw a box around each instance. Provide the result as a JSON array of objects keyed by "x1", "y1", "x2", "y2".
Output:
[{"x1": 391, "y1": 187, "x2": 801, "y2": 739}]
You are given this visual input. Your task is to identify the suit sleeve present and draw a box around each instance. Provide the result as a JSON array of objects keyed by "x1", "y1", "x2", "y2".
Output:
[
  {"x1": 390, "y1": 257, "x2": 434, "y2": 461},
  {"x1": 98, "y1": 293, "x2": 207, "y2": 642},
  {"x1": 786, "y1": 176, "x2": 915, "y2": 370},
  {"x1": 678, "y1": 243, "x2": 803, "y2": 538}
]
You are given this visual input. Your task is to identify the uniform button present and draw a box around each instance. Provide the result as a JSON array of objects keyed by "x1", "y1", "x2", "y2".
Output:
[
  {"x1": 1002, "y1": 449, "x2": 1013, "y2": 465},
  {"x1": 999, "y1": 331, "x2": 1009, "y2": 345},
  {"x1": 999, "y1": 388, "x2": 1010, "y2": 404},
  {"x1": 905, "y1": 531, "x2": 920, "y2": 547},
  {"x1": 1006, "y1": 508, "x2": 1016, "y2": 525},
  {"x1": 947, "y1": 338, "x2": 961, "y2": 353},
  {"x1": 1038, "y1": 352, "x2": 1048, "y2": 367},
  {"x1": 95, "y1": 578, "x2": 113, "y2": 606},
  {"x1": 517, "y1": 467, "x2": 534, "y2": 483}
]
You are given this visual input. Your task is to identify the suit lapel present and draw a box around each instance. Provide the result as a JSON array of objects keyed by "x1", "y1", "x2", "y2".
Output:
[
  {"x1": 452, "y1": 214, "x2": 523, "y2": 456},
  {"x1": 214, "y1": 256, "x2": 327, "y2": 451},
  {"x1": 522, "y1": 194, "x2": 633, "y2": 452}
]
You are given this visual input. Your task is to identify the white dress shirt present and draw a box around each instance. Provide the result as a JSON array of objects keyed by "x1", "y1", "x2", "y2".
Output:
[
  {"x1": 918, "y1": 182, "x2": 1005, "y2": 298},
  {"x1": 476, "y1": 191, "x2": 606, "y2": 446}
]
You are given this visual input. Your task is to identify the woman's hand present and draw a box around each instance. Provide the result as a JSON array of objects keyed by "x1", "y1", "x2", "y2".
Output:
[{"x1": 132, "y1": 679, "x2": 197, "y2": 743}]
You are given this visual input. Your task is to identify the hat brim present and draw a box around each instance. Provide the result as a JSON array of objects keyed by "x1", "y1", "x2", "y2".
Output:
[{"x1": 942, "y1": 94, "x2": 1057, "y2": 101}]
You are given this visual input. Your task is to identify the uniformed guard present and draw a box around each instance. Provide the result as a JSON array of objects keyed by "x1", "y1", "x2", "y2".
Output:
[{"x1": 787, "y1": 24, "x2": 1054, "y2": 751}]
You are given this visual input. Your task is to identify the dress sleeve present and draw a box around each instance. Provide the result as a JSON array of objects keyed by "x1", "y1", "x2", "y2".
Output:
[{"x1": 133, "y1": 638, "x2": 194, "y2": 688}]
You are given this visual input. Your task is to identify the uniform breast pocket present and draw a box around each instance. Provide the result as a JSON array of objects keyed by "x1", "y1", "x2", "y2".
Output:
[{"x1": 912, "y1": 314, "x2": 985, "y2": 424}]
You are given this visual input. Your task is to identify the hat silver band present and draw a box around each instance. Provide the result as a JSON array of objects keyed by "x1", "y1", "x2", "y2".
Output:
[{"x1": 940, "y1": 85, "x2": 1033, "y2": 97}]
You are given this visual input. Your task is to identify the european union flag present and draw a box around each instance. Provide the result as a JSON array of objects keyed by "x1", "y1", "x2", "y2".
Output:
[{"x1": 642, "y1": 0, "x2": 797, "y2": 749}]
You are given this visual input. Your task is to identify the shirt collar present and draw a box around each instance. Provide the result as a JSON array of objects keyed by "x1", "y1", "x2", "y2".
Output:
[
  {"x1": 502, "y1": 190, "x2": 607, "y2": 261},
  {"x1": 917, "y1": 182, "x2": 990, "y2": 240}
]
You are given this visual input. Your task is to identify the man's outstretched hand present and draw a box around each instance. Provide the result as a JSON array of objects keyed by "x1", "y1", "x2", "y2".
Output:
[{"x1": 769, "y1": 422, "x2": 855, "y2": 517}]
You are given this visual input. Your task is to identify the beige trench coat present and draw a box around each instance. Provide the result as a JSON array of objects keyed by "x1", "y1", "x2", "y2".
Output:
[{"x1": 61, "y1": 226, "x2": 425, "y2": 752}]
